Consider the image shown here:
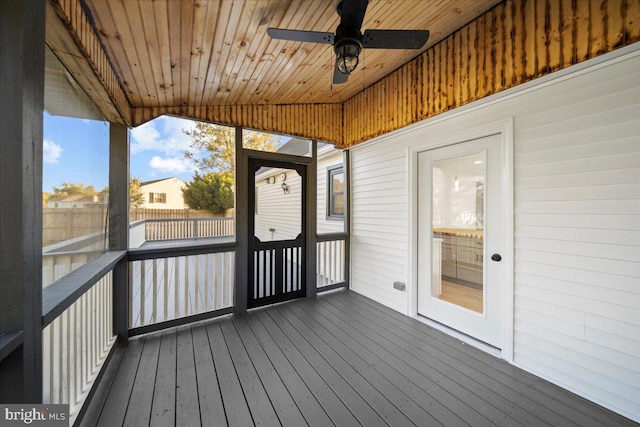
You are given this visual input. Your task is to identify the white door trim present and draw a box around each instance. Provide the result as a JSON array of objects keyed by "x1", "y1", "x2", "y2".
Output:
[{"x1": 406, "y1": 118, "x2": 514, "y2": 361}]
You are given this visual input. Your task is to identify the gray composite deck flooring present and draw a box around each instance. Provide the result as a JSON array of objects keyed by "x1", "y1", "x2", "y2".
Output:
[{"x1": 82, "y1": 289, "x2": 636, "y2": 427}]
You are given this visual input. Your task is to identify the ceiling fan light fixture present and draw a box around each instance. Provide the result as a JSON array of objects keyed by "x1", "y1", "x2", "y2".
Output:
[{"x1": 336, "y1": 41, "x2": 361, "y2": 75}]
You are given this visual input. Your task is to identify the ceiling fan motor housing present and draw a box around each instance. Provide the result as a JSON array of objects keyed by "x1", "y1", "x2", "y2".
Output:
[{"x1": 334, "y1": 25, "x2": 363, "y2": 74}]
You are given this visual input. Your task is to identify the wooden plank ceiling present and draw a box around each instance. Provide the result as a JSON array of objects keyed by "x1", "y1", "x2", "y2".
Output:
[{"x1": 82, "y1": 0, "x2": 500, "y2": 110}]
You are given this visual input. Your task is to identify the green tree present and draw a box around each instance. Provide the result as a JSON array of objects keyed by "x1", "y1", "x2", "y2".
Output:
[
  {"x1": 183, "y1": 122, "x2": 281, "y2": 174},
  {"x1": 182, "y1": 123, "x2": 284, "y2": 213},
  {"x1": 182, "y1": 172, "x2": 234, "y2": 213},
  {"x1": 52, "y1": 182, "x2": 97, "y2": 197},
  {"x1": 129, "y1": 177, "x2": 144, "y2": 208}
]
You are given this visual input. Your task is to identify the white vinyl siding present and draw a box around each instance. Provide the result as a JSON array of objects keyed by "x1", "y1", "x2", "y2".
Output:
[{"x1": 348, "y1": 48, "x2": 640, "y2": 421}]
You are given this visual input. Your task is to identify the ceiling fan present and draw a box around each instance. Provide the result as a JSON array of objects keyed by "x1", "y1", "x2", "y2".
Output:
[{"x1": 267, "y1": 0, "x2": 430, "y2": 84}]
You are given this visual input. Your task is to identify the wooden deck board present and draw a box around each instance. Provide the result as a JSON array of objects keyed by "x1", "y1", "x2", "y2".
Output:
[
  {"x1": 191, "y1": 324, "x2": 227, "y2": 427},
  {"x1": 175, "y1": 326, "x2": 200, "y2": 427},
  {"x1": 81, "y1": 289, "x2": 638, "y2": 427},
  {"x1": 150, "y1": 331, "x2": 177, "y2": 427}
]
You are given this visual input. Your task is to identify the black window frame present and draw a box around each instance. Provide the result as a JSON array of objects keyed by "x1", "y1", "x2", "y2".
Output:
[{"x1": 326, "y1": 164, "x2": 344, "y2": 220}]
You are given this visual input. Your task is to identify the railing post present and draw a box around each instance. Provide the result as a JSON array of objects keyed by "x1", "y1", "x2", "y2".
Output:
[
  {"x1": 0, "y1": 0, "x2": 45, "y2": 403},
  {"x1": 234, "y1": 127, "x2": 248, "y2": 315},
  {"x1": 343, "y1": 150, "x2": 351, "y2": 288},
  {"x1": 306, "y1": 140, "x2": 318, "y2": 299},
  {"x1": 109, "y1": 123, "x2": 129, "y2": 344},
  {"x1": 193, "y1": 218, "x2": 199, "y2": 238}
]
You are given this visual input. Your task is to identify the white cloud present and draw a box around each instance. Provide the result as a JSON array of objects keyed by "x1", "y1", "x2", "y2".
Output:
[
  {"x1": 130, "y1": 116, "x2": 197, "y2": 155},
  {"x1": 149, "y1": 156, "x2": 195, "y2": 174},
  {"x1": 43, "y1": 139, "x2": 62, "y2": 164}
]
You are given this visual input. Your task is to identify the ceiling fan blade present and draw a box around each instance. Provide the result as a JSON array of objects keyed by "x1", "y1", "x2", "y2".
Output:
[
  {"x1": 267, "y1": 28, "x2": 334, "y2": 44},
  {"x1": 362, "y1": 29, "x2": 430, "y2": 49},
  {"x1": 339, "y1": 0, "x2": 369, "y2": 30},
  {"x1": 333, "y1": 60, "x2": 349, "y2": 85}
]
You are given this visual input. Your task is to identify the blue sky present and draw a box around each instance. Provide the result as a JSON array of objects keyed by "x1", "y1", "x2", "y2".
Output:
[
  {"x1": 43, "y1": 114, "x2": 293, "y2": 192},
  {"x1": 129, "y1": 115, "x2": 201, "y2": 184},
  {"x1": 43, "y1": 113, "x2": 110, "y2": 192},
  {"x1": 43, "y1": 114, "x2": 200, "y2": 192}
]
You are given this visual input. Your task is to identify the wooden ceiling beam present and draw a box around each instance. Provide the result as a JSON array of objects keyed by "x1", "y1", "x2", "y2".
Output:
[{"x1": 130, "y1": 103, "x2": 344, "y2": 148}]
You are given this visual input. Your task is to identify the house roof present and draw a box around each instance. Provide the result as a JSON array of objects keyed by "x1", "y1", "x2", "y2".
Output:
[{"x1": 140, "y1": 177, "x2": 185, "y2": 187}]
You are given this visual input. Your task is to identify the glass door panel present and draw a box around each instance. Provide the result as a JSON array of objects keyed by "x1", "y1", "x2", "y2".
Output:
[{"x1": 431, "y1": 152, "x2": 485, "y2": 313}]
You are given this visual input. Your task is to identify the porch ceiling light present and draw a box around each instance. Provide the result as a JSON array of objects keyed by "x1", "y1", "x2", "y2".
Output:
[{"x1": 335, "y1": 40, "x2": 361, "y2": 75}]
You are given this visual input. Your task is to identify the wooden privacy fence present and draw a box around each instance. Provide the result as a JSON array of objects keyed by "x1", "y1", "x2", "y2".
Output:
[
  {"x1": 43, "y1": 207, "x2": 107, "y2": 247},
  {"x1": 145, "y1": 217, "x2": 234, "y2": 241}
]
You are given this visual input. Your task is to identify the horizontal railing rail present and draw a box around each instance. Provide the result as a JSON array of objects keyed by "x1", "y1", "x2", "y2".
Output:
[
  {"x1": 316, "y1": 232, "x2": 348, "y2": 242},
  {"x1": 0, "y1": 331, "x2": 23, "y2": 364},
  {"x1": 42, "y1": 251, "x2": 126, "y2": 327},
  {"x1": 128, "y1": 240, "x2": 236, "y2": 261}
]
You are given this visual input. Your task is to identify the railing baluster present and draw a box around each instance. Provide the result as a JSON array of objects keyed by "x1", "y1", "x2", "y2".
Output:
[
  {"x1": 212, "y1": 253, "x2": 218, "y2": 309},
  {"x1": 58, "y1": 314, "x2": 64, "y2": 403},
  {"x1": 194, "y1": 254, "x2": 199, "y2": 313},
  {"x1": 184, "y1": 256, "x2": 189, "y2": 316},
  {"x1": 174, "y1": 256, "x2": 179, "y2": 318},
  {"x1": 140, "y1": 260, "x2": 146, "y2": 327},
  {"x1": 72, "y1": 306, "x2": 77, "y2": 403},
  {"x1": 81, "y1": 291, "x2": 86, "y2": 389},
  {"x1": 163, "y1": 257, "x2": 169, "y2": 321},
  {"x1": 204, "y1": 254, "x2": 209, "y2": 311},
  {"x1": 152, "y1": 259, "x2": 158, "y2": 323},
  {"x1": 128, "y1": 263, "x2": 133, "y2": 328}
]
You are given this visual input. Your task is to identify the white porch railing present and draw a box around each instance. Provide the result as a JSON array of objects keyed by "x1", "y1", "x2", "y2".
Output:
[
  {"x1": 145, "y1": 217, "x2": 234, "y2": 241},
  {"x1": 129, "y1": 250, "x2": 235, "y2": 329},
  {"x1": 317, "y1": 233, "x2": 347, "y2": 288},
  {"x1": 42, "y1": 264, "x2": 117, "y2": 425}
]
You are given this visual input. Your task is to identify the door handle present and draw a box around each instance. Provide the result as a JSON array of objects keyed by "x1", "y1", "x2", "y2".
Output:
[{"x1": 491, "y1": 253, "x2": 502, "y2": 262}]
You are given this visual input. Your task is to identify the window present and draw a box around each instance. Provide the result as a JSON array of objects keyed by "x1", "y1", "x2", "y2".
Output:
[
  {"x1": 154, "y1": 193, "x2": 167, "y2": 203},
  {"x1": 327, "y1": 165, "x2": 344, "y2": 219},
  {"x1": 148, "y1": 192, "x2": 166, "y2": 204}
]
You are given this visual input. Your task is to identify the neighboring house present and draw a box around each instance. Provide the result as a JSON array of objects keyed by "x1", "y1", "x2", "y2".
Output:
[
  {"x1": 254, "y1": 141, "x2": 344, "y2": 241},
  {"x1": 139, "y1": 177, "x2": 187, "y2": 209},
  {"x1": 46, "y1": 194, "x2": 107, "y2": 208}
]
